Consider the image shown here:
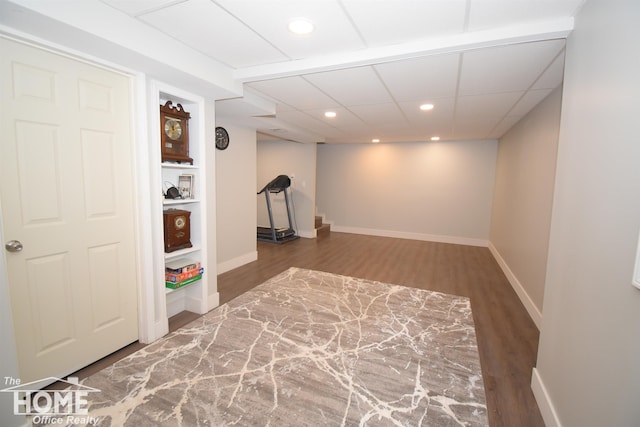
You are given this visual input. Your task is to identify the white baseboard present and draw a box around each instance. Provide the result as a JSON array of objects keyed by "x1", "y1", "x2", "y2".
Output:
[
  {"x1": 207, "y1": 291, "x2": 220, "y2": 311},
  {"x1": 487, "y1": 242, "x2": 542, "y2": 329},
  {"x1": 298, "y1": 229, "x2": 316, "y2": 239},
  {"x1": 217, "y1": 251, "x2": 258, "y2": 274},
  {"x1": 531, "y1": 368, "x2": 562, "y2": 427},
  {"x1": 331, "y1": 225, "x2": 488, "y2": 248}
]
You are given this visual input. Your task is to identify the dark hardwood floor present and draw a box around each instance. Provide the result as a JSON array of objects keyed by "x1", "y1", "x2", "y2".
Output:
[
  {"x1": 57, "y1": 232, "x2": 543, "y2": 426},
  {"x1": 218, "y1": 233, "x2": 544, "y2": 427}
]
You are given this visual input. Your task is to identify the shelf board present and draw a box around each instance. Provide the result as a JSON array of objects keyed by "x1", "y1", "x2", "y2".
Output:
[
  {"x1": 163, "y1": 198, "x2": 200, "y2": 206},
  {"x1": 161, "y1": 162, "x2": 198, "y2": 170},
  {"x1": 164, "y1": 245, "x2": 201, "y2": 260},
  {"x1": 165, "y1": 278, "x2": 201, "y2": 294}
]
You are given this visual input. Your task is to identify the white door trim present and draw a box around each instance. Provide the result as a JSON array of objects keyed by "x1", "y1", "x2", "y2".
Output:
[{"x1": 131, "y1": 72, "x2": 160, "y2": 344}]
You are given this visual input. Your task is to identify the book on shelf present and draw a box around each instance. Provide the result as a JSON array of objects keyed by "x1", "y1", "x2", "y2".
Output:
[
  {"x1": 165, "y1": 258, "x2": 200, "y2": 274},
  {"x1": 165, "y1": 274, "x2": 203, "y2": 290},
  {"x1": 165, "y1": 267, "x2": 204, "y2": 283}
]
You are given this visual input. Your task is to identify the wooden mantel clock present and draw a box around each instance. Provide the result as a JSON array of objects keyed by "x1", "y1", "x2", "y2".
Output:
[
  {"x1": 163, "y1": 209, "x2": 193, "y2": 253},
  {"x1": 160, "y1": 101, "x2": 193, "y2": 164}
]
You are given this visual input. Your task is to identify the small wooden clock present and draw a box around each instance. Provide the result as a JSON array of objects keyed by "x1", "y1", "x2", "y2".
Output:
[
  {"x1": 163, "y1": 209, "x2": 192, "y2": 253},
  {"x1": 160, "y1": 101, "x2": 193, "y2": 164}
]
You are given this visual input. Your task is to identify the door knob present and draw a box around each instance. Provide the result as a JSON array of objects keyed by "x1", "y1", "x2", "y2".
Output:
[{"x1": 5, "y1": 240, "x2": 23, "y2": 252}]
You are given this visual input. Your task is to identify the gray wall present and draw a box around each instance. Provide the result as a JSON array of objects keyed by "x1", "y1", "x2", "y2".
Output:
[
  {"x1": 215, "y1": 124, "x2": 257, "y2": 273},
  {"x1": 316, "y1": 140, "x2": 497, "y2": 246},
  {"x1": 256, "y1": 141, "x2": 317, "y2": 238},
  {"x1": 533, "y1": 1, "x2": 640, "y2": 426},
  {"x1": 490, "y1": 87, "x2": 562, "y2": 326}
]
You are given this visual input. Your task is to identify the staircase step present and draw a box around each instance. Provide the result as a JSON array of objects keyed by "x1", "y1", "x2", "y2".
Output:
[
  {"x1": 317, "y1": 223, "x2": 331, "y2": 238},
  {"x1": 314, "y1": 216, "x2": 323, "y2": 228}
]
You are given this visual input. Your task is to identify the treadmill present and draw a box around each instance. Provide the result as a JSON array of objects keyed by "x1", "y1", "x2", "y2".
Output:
[{"x1": 257, "y1": 175, "x2": 299, "y2": 244}]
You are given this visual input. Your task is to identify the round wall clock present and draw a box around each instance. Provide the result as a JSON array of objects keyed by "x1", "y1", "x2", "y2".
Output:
[{"x1": 215, "y1": 126, "x2": 229, "y2": 150}]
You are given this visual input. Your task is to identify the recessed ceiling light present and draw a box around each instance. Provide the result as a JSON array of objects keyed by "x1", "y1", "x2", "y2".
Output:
[
  {"x1": 420, "y1": 103, "x2": 434, "y2": 111},
  {"x1": 324, "y1": 111, "x2": 337, "y2": 118},
  {"x1": 288, "y1": 19, "x2": 314, "y2": 35},
  {"x1": 430, "y1": 136, "x2": 440, "y2": 141},
  {"x1": 372, "y1": 139, "x2": 380, "y2": 143}
]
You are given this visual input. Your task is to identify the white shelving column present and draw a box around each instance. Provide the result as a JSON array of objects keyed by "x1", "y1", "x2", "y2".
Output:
[{"x1": 148, "y1": 81, "x2": 211, "y2": 338}]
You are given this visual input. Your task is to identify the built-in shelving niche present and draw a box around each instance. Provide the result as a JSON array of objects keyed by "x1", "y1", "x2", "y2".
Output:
[{"x1": 149, "y1": 82, "x2": 211, "y2": 339}]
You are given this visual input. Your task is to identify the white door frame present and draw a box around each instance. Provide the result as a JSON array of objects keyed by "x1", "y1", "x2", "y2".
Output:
[{"x1": 130, "y1": 72, "x2": 159, "y2": 344}]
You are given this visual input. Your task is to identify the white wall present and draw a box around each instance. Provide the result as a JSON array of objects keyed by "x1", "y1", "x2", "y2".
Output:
[
  {"x1": 316, "y1": 140, "x2": 497, "y2": 246},
  {"x1": 532, "y1": 1, "x2": 640, "y2": 426},
  {"x1": 215, "y1": 124, "x2": 257, "y2": 273},
  {"x1": 489, "y1": 87, "x2": 562, "y2": 327},
  {"x1": 256, "y1": 141, "x2": 317, "y2": 238}
]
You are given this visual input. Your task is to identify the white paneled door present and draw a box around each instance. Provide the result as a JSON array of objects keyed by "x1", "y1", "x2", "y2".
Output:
[{"x1": 0, "y1": 38, "x2": 138, "y2": 383}]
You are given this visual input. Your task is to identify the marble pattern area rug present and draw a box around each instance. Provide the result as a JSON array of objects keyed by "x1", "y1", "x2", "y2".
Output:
[{"x1": 63, "y1": 267, "x2": 488, "y2": 426}]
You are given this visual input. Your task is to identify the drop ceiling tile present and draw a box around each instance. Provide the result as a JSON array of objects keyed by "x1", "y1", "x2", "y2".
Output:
[
  {"x1": 327, "y1": 127, "x2": 452, "y2": 144},
  {"x1": 348, "y1": 103, "x2": 408, "y2": 128},
  {"x1": 532, "y1": 51, "x2": 566, "y2": 90},
  {"x1": 253, "y1": 116, "x2": 326, "y2": 142},
  {"x1": 302, "y1": 107, "x2": 369, "y2": 131},
  {"x1": 324, "y1": 131, "x2": 381, "y2": 144},
  {"x1": 375, "y1": 53, "x2": 460, "y2": 101},
  {"x1": 215, "y1": 0, "x2": 365, "y2": 60},
  {"x1": 426, "y1": 130, "x2": 454, "y2": 141},
  {"x1": 138, "y1": 0, "x2": 288, "y2": 68},
  {"x1": 275, "y1": 109, "x2": 346, "y2": 135},
  {"x1": 315, "y1": 127, "x2": 348, "y2": 139},
  {"x1": 488, "y1": 115, "x2": 524, "y2": 139},
  {"x1": 454, "y1": 92, "x2": 522, "y2": 138},
  {"x1": 398, "y1": 98, "x2": 456, "y2": 128},
  {"x1": 342, "y1": 0, "x2": 467, "y2": 47},
  {"x1": 304, "y1": 67, "x2": 392, "y2": 106},
  {"x1": 467, "y1": 0, "x2": 585, "y2": 31},
  {"x1": 99, "y1": 0, "x2": 179, "y2": 16},
  {"x1": 247, "y1": 76, "x2": 340, "y2": 110},
  {"x1": 455, "y1": 92, "x2": 523, "y2": 122},
  {"x1": 275, "y1": 103, "x2": 296, "y2": 113},
  {"x1": 458, "y1": 39, "x2": 565, "y2": 96},
  {"x1": 510, "y1": 89, "x2": 552, "y2": 117}
]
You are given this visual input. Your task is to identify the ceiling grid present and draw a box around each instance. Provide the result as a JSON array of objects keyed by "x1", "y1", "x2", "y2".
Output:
[{"x1": 93, "y1": 0, "x2": 585, "y2": 143}]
